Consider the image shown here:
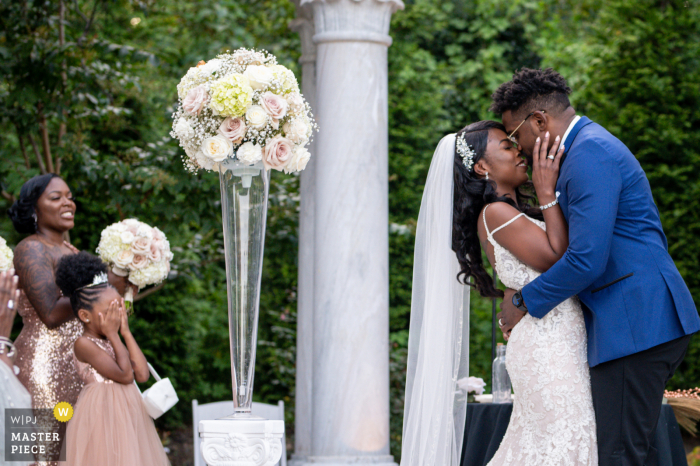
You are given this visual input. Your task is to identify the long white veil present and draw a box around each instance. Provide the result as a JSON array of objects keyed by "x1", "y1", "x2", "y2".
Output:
[{"x1": 401, "y1": 134, "x2": 470, "y2": 466}]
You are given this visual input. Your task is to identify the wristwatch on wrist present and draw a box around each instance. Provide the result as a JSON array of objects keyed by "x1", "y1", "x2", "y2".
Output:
[{"x1": 512, "y1": 291, "x2": 528, "y2": 313}]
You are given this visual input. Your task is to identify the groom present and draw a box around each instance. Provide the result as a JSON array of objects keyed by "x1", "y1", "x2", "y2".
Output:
[{"x1": 493, "y1": 68, "x2": 699, "y2": 465}]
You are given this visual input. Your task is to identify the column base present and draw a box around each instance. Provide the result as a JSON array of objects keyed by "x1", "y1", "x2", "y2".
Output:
[
  {"x1": 199, "y1": 419, "x2": 285, "y2": 466},
  {"x1": 292, "y1": 455, "x2": 396, "y2": 466}
]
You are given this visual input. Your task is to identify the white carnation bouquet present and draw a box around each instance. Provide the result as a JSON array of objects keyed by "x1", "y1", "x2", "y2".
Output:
[
  {"x1": 96, "y1": 219, "x2": 174, "y2": 307},
  {"x1": 0, "y1": 236, "x2": 13, "y2": 273},
  {"x1": 170, "y1": 48, "x2": 317, "y2": 173}
]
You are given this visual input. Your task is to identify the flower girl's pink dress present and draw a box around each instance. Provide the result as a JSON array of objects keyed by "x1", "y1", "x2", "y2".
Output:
[{"x1": 66, "y1": 335, "x2": 170, "y2": 466}]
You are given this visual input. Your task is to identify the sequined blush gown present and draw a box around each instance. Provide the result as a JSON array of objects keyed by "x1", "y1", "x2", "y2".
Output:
[
  {"x1": 66, "y1": 335, "x2": 170, "y2": 466},
  {"x1": 483, "y1": 205, "x2": 598, "y2": 466},
  {"x1": 13, "y1": 242, "x2": 84, "y2": 465}
]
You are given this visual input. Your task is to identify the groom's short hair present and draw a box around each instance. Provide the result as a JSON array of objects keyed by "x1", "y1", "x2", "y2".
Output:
[{"x1": 490, "y1": 68, "x2": 572, "y2": 118}]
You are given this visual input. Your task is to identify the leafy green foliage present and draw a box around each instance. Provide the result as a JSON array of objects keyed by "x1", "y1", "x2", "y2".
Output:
[{"x1": 1, "y1": 0, "x2": 700, "y2": 463}]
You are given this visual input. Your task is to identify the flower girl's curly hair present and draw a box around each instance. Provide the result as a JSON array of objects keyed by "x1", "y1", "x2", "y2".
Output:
[
  {"x1": 451, "y1": 121, "x2": 542, "y2": 298},
  {"x1": 56, "y1": 252, "x2": 111, "y2": 317}
]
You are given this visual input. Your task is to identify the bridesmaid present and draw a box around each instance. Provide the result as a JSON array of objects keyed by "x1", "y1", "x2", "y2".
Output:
[{"x1": 7, "y1": 174, "x2": 132, "y2": 463}]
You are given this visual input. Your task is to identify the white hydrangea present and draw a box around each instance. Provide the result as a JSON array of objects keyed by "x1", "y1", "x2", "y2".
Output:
[{"x1": 0, "y1": 237, "x2": 13, "y2": 273}]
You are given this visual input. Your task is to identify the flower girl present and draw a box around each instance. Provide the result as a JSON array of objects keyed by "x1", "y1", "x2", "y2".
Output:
[{"x1": 56, "y1": 252, "x2": 170, "y2": 466}]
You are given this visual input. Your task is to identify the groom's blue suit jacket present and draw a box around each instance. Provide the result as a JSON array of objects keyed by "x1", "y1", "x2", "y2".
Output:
[{"x1": 521, "y1": 116, "x2": 700, "y2": 367}]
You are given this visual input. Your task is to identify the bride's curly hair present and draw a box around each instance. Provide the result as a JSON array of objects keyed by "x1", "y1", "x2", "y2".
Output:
[{"x1": 451, "y1": 120, "x2": 542, "y2": 298}]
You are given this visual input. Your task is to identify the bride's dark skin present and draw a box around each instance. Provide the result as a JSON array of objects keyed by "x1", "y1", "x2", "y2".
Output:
[
  {"x1": 474, "y1": 130, "x2": 569, "y2": 339},
  {"x1": 13, "y1": 177, "x2": 135, "y2": 328}
]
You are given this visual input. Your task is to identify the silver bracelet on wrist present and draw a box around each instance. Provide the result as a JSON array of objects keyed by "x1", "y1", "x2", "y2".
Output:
[
  {"x1": 0, "y1": 336, "x2": 16, "y2": 359},
  {"x1": 539, "y1": 192, "x2": 561, "y2": 211}
]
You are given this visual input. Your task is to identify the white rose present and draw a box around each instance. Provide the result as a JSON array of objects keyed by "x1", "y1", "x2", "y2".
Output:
[
  {"x1": 245, "y1": 105, "x2": 268, "y2": 129},
  {"x1": 114, "y1": 249, "x2": 135, "y2": 269},
  {"x1": 198, "y1": 59, "x2": 222, "y2": 77},
  {"x1": 174, "y1": 118, "x2": 194, "y2": 141},
  {"x1": 195, "y1": 150, "x2": 215, "y2": 170},
  {"x1": 120, "y1": 231, "x2": 135, "y2": 244},
  {"x1": 237, "y1": 142, "x2": 263, "y2": 165},
  {"x1": 244, "y1": 65, "x2": 274, "y2": 90},
  {"x1": 201, "y1": 135, "x2": 233, "y2": 162},
  {"x1": 283, "y1": 118, "x2": 310, "y2": 145},
  {"x1": 456, "y1": 376, "x2": 486, "y2": 395},
  {"x1": 284, "y1": 146, "x2": 311, "y2": 174},
  {"x1": 285, "y1": 92, "x2": 305, "y2": 113}
]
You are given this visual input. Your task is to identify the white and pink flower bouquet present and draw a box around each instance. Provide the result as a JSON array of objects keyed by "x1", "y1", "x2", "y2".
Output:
[
  {"x1": 96, "y1": 219, "x2": 174, "y2": 306},
  {"x1": 170, "y1": 48, "x2": 317, "y2": 173}
]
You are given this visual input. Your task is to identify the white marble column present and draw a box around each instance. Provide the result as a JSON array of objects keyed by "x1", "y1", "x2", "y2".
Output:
[
  {"x1": 299, "y1": 0, "x2": 403, "y2": 464},
  {"x1": 289, "y1": 2, "x2": 317, "y2": 463}
]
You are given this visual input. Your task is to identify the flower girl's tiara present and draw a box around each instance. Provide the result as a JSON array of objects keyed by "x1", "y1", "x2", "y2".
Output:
[
  {"x1": 75, "y1": 272, "x2": 109, "y2": 293},
  {"x1": 456, "y1": 133, "x2": 476, "y2": 172}
]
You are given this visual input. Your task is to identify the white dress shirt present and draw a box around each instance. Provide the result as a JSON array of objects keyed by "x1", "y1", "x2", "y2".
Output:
[{"x1": 559, "y1": 115, "x2": 581, "y2": 151}]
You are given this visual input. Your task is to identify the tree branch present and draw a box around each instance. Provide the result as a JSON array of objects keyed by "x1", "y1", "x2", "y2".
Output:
[
  {"x1": 37, "y1": 106, "x2": 55, "y2": 173},
  {"x1": 27, "y1": 134, "x2": 47, "y2": 174},
  {"x1": 57, "y1": 0, "x2": 67, "y2": 176},
  {"x1": 134, "y1": 282, "x2": 165, "y2": 302},
  {"x1": 1, "y1": 190, "x2": 15, "y2": 203},
  {"x1": 15, "y1": 126, "x2": 31, "y2": 169}
]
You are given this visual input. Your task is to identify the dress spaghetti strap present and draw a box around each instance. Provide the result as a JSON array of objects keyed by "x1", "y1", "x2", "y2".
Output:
[{"x1": 483, "y1": 204, "x2": 526, "y2": 240}]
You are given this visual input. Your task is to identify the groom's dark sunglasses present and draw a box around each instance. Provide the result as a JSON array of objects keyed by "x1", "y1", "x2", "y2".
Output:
[{"x1": 508, "y1": 110, "x2": 546, "y2": 146}]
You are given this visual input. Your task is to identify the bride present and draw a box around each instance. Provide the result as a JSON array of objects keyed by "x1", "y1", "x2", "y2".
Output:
[{"x1": 401, "y1": 121, "x2": 597, "y2": 465}]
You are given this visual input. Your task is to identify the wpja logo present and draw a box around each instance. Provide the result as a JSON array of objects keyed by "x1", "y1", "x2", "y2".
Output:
[{"x1": 4, "y1": 404, "x2": 71, "y2": 462}]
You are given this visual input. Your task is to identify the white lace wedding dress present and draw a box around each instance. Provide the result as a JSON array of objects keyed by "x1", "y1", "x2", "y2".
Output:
[{"x1": 483, "y1": 205, "x2": 598, "y2": 466}]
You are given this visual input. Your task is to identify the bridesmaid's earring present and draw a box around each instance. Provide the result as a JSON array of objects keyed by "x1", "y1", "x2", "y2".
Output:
[
  {"x1": 85, "y1": 319, "x2": 90, "y2": 323},
  {"x1": 485, "y1": 172, "x2": 489, "y2": 180}
]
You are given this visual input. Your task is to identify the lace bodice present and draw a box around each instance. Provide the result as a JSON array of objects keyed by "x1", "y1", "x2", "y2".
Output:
[{"x1": 483, "y1": 205, "x2": 597, "y2": 466}]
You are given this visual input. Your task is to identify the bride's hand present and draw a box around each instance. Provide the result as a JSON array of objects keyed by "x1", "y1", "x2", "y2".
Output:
[{"x1": 531, "y1": 131, "x2": 564, "y2": 206}]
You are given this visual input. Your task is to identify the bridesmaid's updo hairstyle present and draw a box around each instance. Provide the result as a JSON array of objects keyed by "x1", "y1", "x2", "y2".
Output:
[
  {"x1": 56, "y1": 252, "x2": 112, "y2": 317},
  {"x1": 7, "y1": 173, "x2": 60, "y2": 234},
  {"x1": 451, "y1": 120, "x2": 541, "y2": 298}
]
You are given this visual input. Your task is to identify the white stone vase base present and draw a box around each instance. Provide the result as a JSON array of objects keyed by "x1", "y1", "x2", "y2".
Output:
[
  {"x1": 199, "y1": 419, "x2": 285, "y2": 466},
  {"x1": 296, "y1": 456, "x2": 396, "y2": 465}
]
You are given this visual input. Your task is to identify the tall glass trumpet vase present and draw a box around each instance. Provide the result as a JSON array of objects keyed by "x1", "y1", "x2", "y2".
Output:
[{"x1": 198, "y1": 159, "x2": 284, "y2": 466}]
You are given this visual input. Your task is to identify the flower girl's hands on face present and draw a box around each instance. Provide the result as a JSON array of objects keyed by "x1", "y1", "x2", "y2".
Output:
[
  {"x1": 531, "y1": 131, "x2": 564, "y2": 205},
  {"x1": 99, "y1": 299, "x2": 122, "y2": 338},
  {"x1": 118, "y1": 299, "x2": 131, "y2": 336}
]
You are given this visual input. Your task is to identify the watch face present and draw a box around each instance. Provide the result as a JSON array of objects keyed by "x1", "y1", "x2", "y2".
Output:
[{"x1": 512, "y1": 293, "x2": 522, "y2": 307}]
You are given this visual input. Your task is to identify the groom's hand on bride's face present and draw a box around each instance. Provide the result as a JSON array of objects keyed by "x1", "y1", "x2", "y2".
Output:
[{"x1": 498, "y1": 289, "x2": 527, "y2": 337}]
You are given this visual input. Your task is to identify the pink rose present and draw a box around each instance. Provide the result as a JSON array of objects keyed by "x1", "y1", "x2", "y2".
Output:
[
  {"x1": 131, "y1": 237, "x2": 152, "y2": 256},
  {"x1": 259, "y1": 92, "x2": 288, "y2": 129},
  {"x1": 262, "y1": 136, "x2": 294, "y2": 172},
  {"x1": 131, "y1": 254, "x2": 149, "y2": 269},
  {"x1": 152, "y1": 228, "x2": 165, "y2": 242},
  {"x1": 183, "y1": 86, "x2": 209, "y2": 116},
  {"x1": 219, "y1": 117, "x2": 247, "y2": 144},
  {"x1": 148, "y1": 242, "x2": 163, "y2": 262}
]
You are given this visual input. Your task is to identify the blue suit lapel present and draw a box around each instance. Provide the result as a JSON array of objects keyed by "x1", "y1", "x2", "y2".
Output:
[{"x1": 556, "y1": 116, "x2": 594, "y2": 219}]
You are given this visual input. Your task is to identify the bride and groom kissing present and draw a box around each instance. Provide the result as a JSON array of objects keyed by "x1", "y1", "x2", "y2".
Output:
[{"x1": 401, "y1": 68, "x2": 700, "y2": 466}]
